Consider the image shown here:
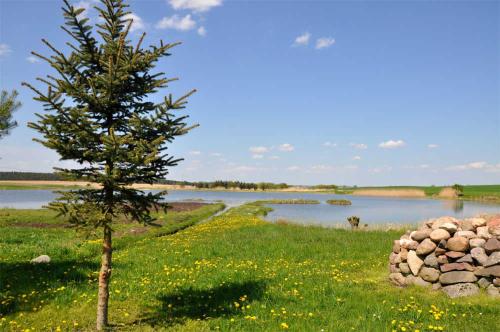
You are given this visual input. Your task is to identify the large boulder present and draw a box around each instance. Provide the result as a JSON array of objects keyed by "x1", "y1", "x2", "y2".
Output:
[
  {"x1": 430, "y1": 229, "x2": 451, "y2": 242},
  {"x1": 441, "y1": 283, "x2": 479, "y2": 298},
  {"x1": 471, "y1": 247, "x2": 488, "y2": 265},
  {"x1": 419, "y1": 267, "x2": 440, "y2": 282},
  {"x1": 484, "y1": 238, "x2": 500, "y2": 254},
  {"x1": 469, "y1": 238, "x2": 486, "y2": 248},
  {"x1": 447, "y1": 237, "x2": 469, "y2": 252},
  {"x1": 439, "y1": 271, "x2": 477, "y2": 285},
  {"x1": 484, "y1": 252, "x2": 500, "y2": 267},
  {"x1": 407, "y1": 250, "x2": 424, "y2": 276},
  {"x1": 474, "y1": 265, "x2": 500, "y2": 278},
  {"x1": 411, "y1": 229, "x2": 432, "y2": 242},
  {"x1": 389, "y1": 273, "x2": 407, "y2": 287},
  {"x1": 416, "y1": 239, "x2": 436, "y2": 256}
]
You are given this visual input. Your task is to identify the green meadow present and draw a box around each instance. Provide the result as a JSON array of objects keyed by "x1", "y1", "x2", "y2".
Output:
[{"x1": 1, "y1": 202, "x2": 498, "y2": 331}]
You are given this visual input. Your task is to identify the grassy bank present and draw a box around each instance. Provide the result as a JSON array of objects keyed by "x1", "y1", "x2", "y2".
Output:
[{"x1": 1, "y1": 202, "x2": 498, "y2": 331}]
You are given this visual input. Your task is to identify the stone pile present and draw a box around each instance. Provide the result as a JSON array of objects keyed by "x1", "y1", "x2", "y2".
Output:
[{"x1": 389, "y1": 215, "x2": 500, "y2": 298}]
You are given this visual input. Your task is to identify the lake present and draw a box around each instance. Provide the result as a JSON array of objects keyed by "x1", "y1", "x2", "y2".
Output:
[{"x1": 1, "y1": 189, "x2": 499, "y2": 225}]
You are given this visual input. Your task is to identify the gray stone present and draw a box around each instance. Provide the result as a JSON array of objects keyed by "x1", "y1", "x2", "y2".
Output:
[
  {"x1": 411, "y1": 229, "x2": 432, "y2": 242},
  {"x1": 440, "y1": 262, "x2": 474, "y2": 272},
  {"x1": 440, "y1": 222, "x2": 458, "y2": 233},
  {"x1": 432, "y1": 283, "x2": 442, "y2": 291},
  {"x1": 494, "y1": 278, "x2": 500, "y2": 286},
  {"x1": 424, "y1": 253, "x2": 439, "y2": 268},
  {"x1": 419, "y1": 267, "x2": 440, "y2": 282},
  {"x1": 471, "y1": 247, "x2": 488, "y2": 265},
  {"x1": 447, "y1": 237, "x2": 469, "y2": 252},
  {"x1": 30, "y1": 255, "x2": 51, "y2": 264},
  {"x1": 407, "y1": 275, "x2": 431, "y2": 287},
  {"x1": 478, "y1": 277, "x2": 491, "y2": 289},
  {"x1": 455, "y1": 231, "x2": 476, "y2": 239},
  {"x1": 456, "y1": 254, "x2": 473, "y2": 263},
  {"x1": 445, "y1": 251, "x2": 465, "y2": 259},
  {"x1": 430, "y1": 229, "x2": 451, "y2": 242},
  {"x1": 407, "y1": 241, "x2": 419, "y2": 250},
  {"x1": 486, "y1": 284, "x2": 499, "y2": 297},
  {"x1": 439, "y1": 271, "x2": 477, "y2": 285},
  {"x1": 474, "y1": 265, "x2": 500, "y2": 278},
  {"x1": 399, "y1": 262, "x2": 410, "y2": 274},
  {"x1": 416, "y1": 238, "x2": 437, "y2": 256},
  {"x1": 389, "y1": 252, "x2": 401, "y2": 264},
  {"x1": 471, "y1": 217, "x2": 487, "y2": 228},
  {"x1": 484, "y1": 251, "x2": 500, "y2": 267},
  {"x1": 392, "y1": 240, "x2": 401, "y2": 253},
  {"x1": 441, "y1": 283, "x2": 479, "y2": 298},
  {"x1": 407, "y1": 250, "x2": 424, "y2": 276},
  {"x1": 432, "y1": 217, "x2": 458, "y2": 230},
  {"x1": 436, "y1": 255, "x2": 449, "y2": 264},
  {"x1": 476, "y1": 226, "x2": 492, "y2": 240},
  {"x1": 389, "y1": 273, "x2": 406, "y2": 287},
  {"x1": 460, "y1": 219, "x2": 474, "y2": 232},
  {"x1": 469, "y1": 238, "x2": 486, "y2": 248},
  {"x1": 400, "y1": 248, "x2": 408, "y2": 261},
  {"x1": 390, "y1": 264, "x2": 400, "y2": 273},
  {"x1": 484, "y1": 238, "x2": 500, "y2": 254}
]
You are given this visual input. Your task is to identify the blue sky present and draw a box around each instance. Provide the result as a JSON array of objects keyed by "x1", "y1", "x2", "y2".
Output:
[{"x1": 0, "y1": 0, "x2": 499, "y2": 186}]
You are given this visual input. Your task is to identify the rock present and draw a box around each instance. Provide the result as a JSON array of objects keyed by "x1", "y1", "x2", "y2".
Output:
[
  {"x1": 389, "y1": 252, "x2": 401, "y2": 264},
  {"x1": 407, "y1": 250, "x2": 424, "y2": 276},
  {"x1": 430, "y1": 229, "x2": 451, "y2": 242},
  {"x1": 474, "y1": 265, "x2": 500, "y2": 278},
  {"x1": 424, "y1": 253, "x2": 439, "y2": 268},
  {"x1": 486, "y1": 284, "x2": 499, "y2": 297},
  {"x1": 416, "y1": 238, "x2": 437, "y2": 256},
  {"x1": 478, "y1": 277, "x2": 491, "y2": 289},
  {"x1": 439, "y1": 271, "x2": 477, "y2": 285},
  {"x1": 389, "y1": 273, "x2": 406, "y2": 287},
  {"x1": 494, "y1": 278, "x2": 500, "y2": 286},
  {"x1": 484, "y1": 252, "x2": 500, "y2": 267},
  {"x1": 431, "y1": 283, "x2": 442, "y2": 291},
  {"x1": 476, "y1": 226, "x2": 492, "y2": 240},
  {"x1": 411, "y1": 229, "x2": 432, "y2": 242},
  {"x1": 447, "y1": 237, "x2": 469, "y2": 252},
  {"x1": 456, "y1": 254, "x2": 473, "y2": 263},
  {"x1": 440, "y1": 262, "x2": 474, "y2": 272},
  {"x1": 419, "y1": 267, "x2": 440, "y2": 282},
  {"x1": 487, "y1": 217, "x2": 500, "y2": 237},
  {"x1": 437, "y1": 255, "x2": 449, "y2": 264},
  {"x1": 471, "y1": 247, "x2": 488, "y2": 265},
  {"x1": 407, "y1": 241, "x2": 419, "y2": 250},
  {"x1": 455, "y1": 231, "x2": 476, "y2": 239},
  {"x1": 406, "y1": 275, "x2": 431, "y2": 287},
  {"x1": 434, "y1": 247, "x2": 446, "y2": 255},
  {"x1": 484, "y1": 238, "x2": 500, "y2": 254},
  {"x1": 432, "y1": 216, "x2": 458, "y2": 230},
  {"x1": 441, "y1": 283, "x2": 479, "y2": 298},
  {"x1": 399, "y1": 238, "x2": 413, "y2": 249},
  {"x1": 469, "y1": 238, "x2": 486, "y2": 248},
  {"x1": 440, "y1": 222, "x2": 458, "y2": 233},
  {"x1": 390, "y1": 264, "x2": 400, "y2": 273},
  {"x1": 470, "y1": 217, "x2": 487, "y2": 228},
  {"x1": 392, "y1": 240, "x2": 401, "y2": 253},
  {"x1": 460, "y1": 219, "x2": 474, "y2": 232},
  {"x1": 445, "y1": 251, "x2": 465, "y2": 259},
  {"x1": 400, "y1": 248, "x2": 408, "y2": 261},
  {"x1": 30, "y1": 255, "x2": 51, "y2": 264},
  {"x1": 399, "y1": 263, "x2": 411, "y2": 274}
]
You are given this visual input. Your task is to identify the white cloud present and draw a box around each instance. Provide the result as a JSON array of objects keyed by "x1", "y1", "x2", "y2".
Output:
[
  {"x1": 427, "y1": 144, "x2": 439, "y2": 149},
  {"x1": 169, "y1": 0, "x2": 223, "y2": 12},
  {"x1": 315, "y1": 37, "x2": 335, "y2": 50},
  {"x1": 189, "y1": 150, "x2": 201, "y2": 155},
  {"x1": 197, "y1": 26, "x2": 207, "y2": 36},
  {"x1": 293, "y1": 32, "x2": 311, "y2": 46},
  {"x1": 249, "y1": 146, "x2": 269, "y2": 154},
  {"x1": 156, "y1": 14, "x2": 196, "y2": 31},
  {"x1": 210, "y1": 152, "x2": 222, "y2": 157},
  {"x1": 323, "y1": 141, "x2": 337, "y2": 148},
  {"x1": 447, "y1": 161, "x2": 499, "y2": 171},
  {"x1": 353, "y1": 156, "x2": 361, "y2": 160},
  {"x1": 123, "y1": 13, "x2": 145, "y2": 32},
  {"x1": 252, "y1": 154, "x2": 264, "y2": 159},
  {"x1": 379, "y1": 140, "x2": 406, "y2": 149},
  {"x1": 278, "y1": 143, "x2": 294, "y2": 152},
  {"x1": 350, "y1": 143, "x2": 367, "y2": 150},
  {"x1": 269, "y1": 155, "x2": 280, "y2": 160},
  {"x1": 419, "y1": 164, "x2": 430, "y2": 169},
  {"x1": 287, "y1": 166, "x2": 300, "y2": 171},
  {"x1": 0, "y1": 44, "x2": 12, "y2": 57},
  {"x1": 74, "y1": 0, "x2": 92, "y2": 18},
  {"x1": 370, "y1": 166, "x2": 393, "y2": 174},
  {"x1": 26, "y1": 56, "x2": 40, "y2": 63}
]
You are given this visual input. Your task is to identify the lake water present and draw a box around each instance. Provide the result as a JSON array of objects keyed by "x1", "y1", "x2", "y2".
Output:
[{"x1": 1, "y1": 189, "x2": 499, "y2": 225}]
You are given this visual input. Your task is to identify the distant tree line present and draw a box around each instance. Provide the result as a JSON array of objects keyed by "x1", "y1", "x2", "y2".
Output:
[
  {"x1": 0, "y1": 172, "x2": 62, "y2": 181},
  {"x1": 0, "y1": 172, "x2": 290, "y2": 190}
]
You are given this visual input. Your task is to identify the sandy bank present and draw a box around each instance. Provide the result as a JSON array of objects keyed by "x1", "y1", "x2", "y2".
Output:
[{"x1": 352, "y1": 188, "x2": 426, "y2": 198}]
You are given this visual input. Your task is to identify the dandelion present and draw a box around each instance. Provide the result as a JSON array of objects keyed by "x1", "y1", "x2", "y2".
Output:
[{"x1": 280, "y1": 322, "x2": 289, "y2": 329}]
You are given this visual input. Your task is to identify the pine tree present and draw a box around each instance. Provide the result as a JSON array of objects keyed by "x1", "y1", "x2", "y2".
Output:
[
  {"x1": 23, "y1": 0, "x2": 196, "y2": 329},
  {"x1": 0, "y1": 90, "x2": 21, "y2": 139}
]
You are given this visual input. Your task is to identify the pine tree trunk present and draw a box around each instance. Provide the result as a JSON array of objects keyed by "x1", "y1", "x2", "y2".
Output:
[{"x1": 96, "y1": 226, "x2": 112, "y2": 330}]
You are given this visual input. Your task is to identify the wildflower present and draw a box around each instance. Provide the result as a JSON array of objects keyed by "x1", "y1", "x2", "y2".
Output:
[{"x1": 280, "y1": 322, "x2": 289, "y2": 329}]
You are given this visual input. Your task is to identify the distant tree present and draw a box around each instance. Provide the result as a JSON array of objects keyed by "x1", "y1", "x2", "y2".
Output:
[
  {"x1": 347, "y1": 216, "x2": 360, "y2": 229},
  {"x1": 0, "y1": 89, "x2": 21, "y2": 139},
  {"x1": 452, "y1": 184, "x2": 464, "y2": 197},
  {"x1": 23, "y1": 0, "x2": 196, "y2": 329}
]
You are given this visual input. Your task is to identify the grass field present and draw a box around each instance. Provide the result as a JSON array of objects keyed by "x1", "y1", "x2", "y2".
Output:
[{"x1": 1, "y1": 202, "x2": 499, "y2": 331}]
